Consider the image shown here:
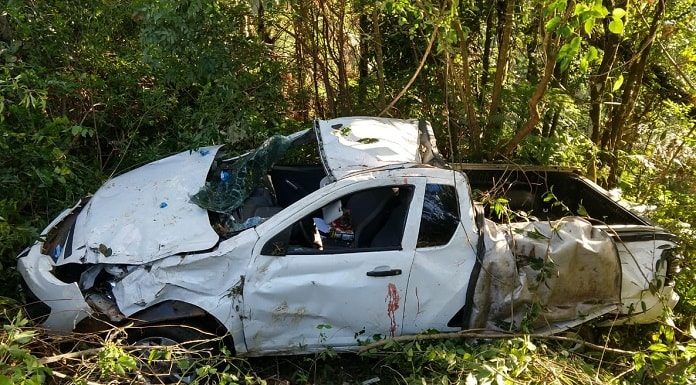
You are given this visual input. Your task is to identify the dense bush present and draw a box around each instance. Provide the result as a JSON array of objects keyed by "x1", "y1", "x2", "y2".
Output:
[
  {"x1": 0, "y1": 0, "x2": 289, "y2": 294},
  {"x1": 1, "y1": 0, "x2": 695, "y2": 382}
]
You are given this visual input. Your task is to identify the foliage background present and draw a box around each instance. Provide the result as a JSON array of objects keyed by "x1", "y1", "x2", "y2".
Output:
[{"x1": 1, "y1": 0, "x2": 695, "y2": 383}]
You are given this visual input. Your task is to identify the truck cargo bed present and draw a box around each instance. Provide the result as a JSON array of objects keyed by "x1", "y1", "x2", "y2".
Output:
[{"x1": 453, "y1": 164, "x2": 648, "y2": 226}]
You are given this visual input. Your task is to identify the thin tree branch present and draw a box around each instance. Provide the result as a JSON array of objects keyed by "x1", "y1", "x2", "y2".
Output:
[
  {"x1": 378, "y1": 26, "x2": 439, "y2": 117},
  {"x1": 357, "y1": 329, "x2": 637, "y2": 355}
]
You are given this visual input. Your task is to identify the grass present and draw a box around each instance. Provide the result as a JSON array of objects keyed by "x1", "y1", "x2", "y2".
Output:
[{"x1": 2, "y1": 294, "x2": 695, "y2": 385}]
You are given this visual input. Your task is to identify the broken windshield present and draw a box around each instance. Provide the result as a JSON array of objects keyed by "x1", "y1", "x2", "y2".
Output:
[
  {"x1": 191, "y1": 135, "x2": 294, "y2": 215},
  {"x1": 191, "y1": 130, "x2": 323, "y2": 237}
]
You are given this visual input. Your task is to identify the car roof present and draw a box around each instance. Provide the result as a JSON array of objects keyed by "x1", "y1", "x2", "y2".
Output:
[{"x1": 314, "y1": 117, "x2": 444, "y2": 181}]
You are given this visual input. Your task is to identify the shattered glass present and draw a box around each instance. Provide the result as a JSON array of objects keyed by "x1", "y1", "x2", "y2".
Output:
[
  {"x1": 191, "y1": 135, "x2": 293, "y2": 215},
  {"x1": 417, "y1": 184, "x2": 460, "y2": 247}
]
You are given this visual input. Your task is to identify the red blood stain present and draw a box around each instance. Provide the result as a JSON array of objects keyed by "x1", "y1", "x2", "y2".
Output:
[{"x1": 386, "y1": 283, "x2": 400, "y2": 337}]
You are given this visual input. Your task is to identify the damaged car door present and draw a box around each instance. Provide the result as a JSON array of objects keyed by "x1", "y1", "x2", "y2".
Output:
[
  {"x1": 242, "y1": 176, "x2": 427, "y2": 354},
  {"x1": 400, "y1": 174, "x2": 481, "y2": 334}
]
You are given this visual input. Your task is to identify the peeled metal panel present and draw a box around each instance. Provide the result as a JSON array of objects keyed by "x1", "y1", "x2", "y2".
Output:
[
  {"x1": 63, "y1": 146, "x2": 222, "y2": 265},
  {"x1": 469, "y1": 217, "x2": 622, "y2": 332},
  {"x1": 315, "y1": 117, "x2": 432, "y2": 181}
]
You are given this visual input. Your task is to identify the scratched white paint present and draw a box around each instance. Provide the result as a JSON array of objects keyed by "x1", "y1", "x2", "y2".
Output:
[
  {"x1": 401, "y1": 172, "x2": 478, "y2": 334},
  {"x1": 17, "y1": 117, "x2": 680, "y2": 355},
  {"x1": 596, "y1": 228, "x2": 680, "y2": 325},
  {"x1": 63, "y1": 146, "x2": 223, "y2": 265},
  {"x1": 316, "y1": 117, "x2": 439, "y2": 181},
  {"x1": 18, "y1": 246, "x2": 91, "y2": 331},
  {"x1": 242, "y1": 175, "x2": 427, "y2": 354}
]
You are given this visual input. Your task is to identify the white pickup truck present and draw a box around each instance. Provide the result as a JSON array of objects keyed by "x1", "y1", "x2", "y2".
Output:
[{"x1": 17, "y1": 117, "x2": 679, "y2": 355}]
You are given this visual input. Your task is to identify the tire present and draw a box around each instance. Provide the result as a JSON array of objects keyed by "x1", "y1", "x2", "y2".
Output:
[{"x1": 127, "y1": 322, "x2": 220, "y2": 384}]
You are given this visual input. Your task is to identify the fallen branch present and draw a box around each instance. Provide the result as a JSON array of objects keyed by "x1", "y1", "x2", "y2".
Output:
[
  {"x1": 38, "y1": 343, "x2": 196, "y2": 364},
  {"x1": 357, "y1": 330, "x2": 636, "y2": 355},
  {"x1": 39, "y1": 347, "x2": 104, "y2": 364},
  {"x1": 51, "y1": 370, "x2": 104, "y2": 385}
]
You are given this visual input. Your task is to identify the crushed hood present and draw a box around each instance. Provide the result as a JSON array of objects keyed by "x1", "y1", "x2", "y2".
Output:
[
  {"x1": 315, "y1": 117, "x2": 443, "y2": 181},
  {"x1": 58, "y1": 146, "x2": 222, "y2": 265}
]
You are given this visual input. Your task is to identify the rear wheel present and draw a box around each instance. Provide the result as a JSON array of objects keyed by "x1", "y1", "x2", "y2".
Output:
[{"x1": 127, "y1": 323, "x2": 219, "y2": 384}]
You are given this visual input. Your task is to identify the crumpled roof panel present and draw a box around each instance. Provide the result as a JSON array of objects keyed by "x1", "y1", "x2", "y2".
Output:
[{"x1": 315, "y1": 117, "x2": 442, "y2": 181}]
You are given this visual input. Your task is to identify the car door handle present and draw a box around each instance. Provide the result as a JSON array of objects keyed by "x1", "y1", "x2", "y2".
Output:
[{"x1": 366, "y1": 268, "x2": 402, "y2": 277}]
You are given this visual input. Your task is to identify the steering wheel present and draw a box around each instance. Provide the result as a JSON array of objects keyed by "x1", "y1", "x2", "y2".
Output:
[{"x1": 297, "y1": 217, "x2": 319, "y2": 248}]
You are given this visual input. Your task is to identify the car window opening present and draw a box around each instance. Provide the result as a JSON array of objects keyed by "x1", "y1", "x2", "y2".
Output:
[
  {"x1": 262, "y1": 185, "x2": 414, "y2": 256},
  {"x1": 417, "y1": 184, "x2": 460, "y2": 248},
  {"x1": 199, "y1": 131, "x2": 327, "y2": 239}
]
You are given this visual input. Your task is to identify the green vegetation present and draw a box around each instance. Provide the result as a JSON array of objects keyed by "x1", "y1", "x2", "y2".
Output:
[{"x1": 1, "y1": 0, "x2": 695, "y2": 383}]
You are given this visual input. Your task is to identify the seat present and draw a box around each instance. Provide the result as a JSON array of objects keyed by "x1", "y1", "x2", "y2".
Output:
[
  {"x1": 370, "y1": 191, "x2": 411, "y2": 248},
  {"x1": 345, "y1": 188, "x2": 395, "y2": 248},
  {"x1": 505, "y1": 186, "x2": 535, "y2": 212}
]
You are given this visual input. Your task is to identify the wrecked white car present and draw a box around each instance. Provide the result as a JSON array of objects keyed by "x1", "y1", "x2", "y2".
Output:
[{"x1": 18, "y1": 117, "x2": 679, "y2": 355}]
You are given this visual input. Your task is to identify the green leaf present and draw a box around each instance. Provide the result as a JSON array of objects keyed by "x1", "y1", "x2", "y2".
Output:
[
  {"x1": 612, "y1": 8, "x2": 627, "y2": 19},
  {"x1": 612, "y1": 74, "x2": 624, "y2": 91},
  {"x1": 584, "y1": 18, "x2": 595, "y2": 35},
  {"x1": 580, "y1": 57, "x2": 589, "y2": 72},
  {"x1": 580, "y1": 47, "x2": 598, "y2": 72},
  {"x1": 558, "y1": 25, "x2": 572, "y2": 38},
  {"x1": 570, "y1": 36, "x2": 581, "y2": 51},
  {"x1": 577, "y1": 203, "x2": 589, "y2": 216},
  {"x1": 648, "y1": 343, "x2": 669, "y2": 352},
  {"x1": 545, "y1": 0, "x2": 567, "y2": 14},
  {"x1": 545, "y1": 16, "x2": 561, "y2": 31},
  {"x1": 588, "y1": 46, "x2": 599, "y2": 62},
  {"x1": 608, "y1": 18, "x2": 624, "y2": 34},
  {"x1": 0, "y1": 375, "x2": 11, "y2": 385},
  {"x1": 12, "y1": 330, "x2": 36, "y2": 344},
  {"x1": 591, "y1": 3, "x2": 609, "y2": 18},
  {"x1": 573, "y1": 3, "x2": 588, "y2": 16}
]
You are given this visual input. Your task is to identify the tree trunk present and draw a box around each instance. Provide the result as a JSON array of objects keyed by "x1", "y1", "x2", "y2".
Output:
[
  {"x1": 292, "y1": 3, "x2": 308, "y2": 119},
  {"x1": 589, "y1": 31, "x2": 620, "y2": 144},
  {"x1": 606, "y1": 0, "x2": 664, "y2": 150},
  {"x1": 0, "y1": 13, "x2": 11, "y2": 42},
  {"x1": 525, "y1": 5, "x2": 541, "y2": 84},
  {"x1": 590, "y1": 0, "x2": 624, "y2": 144},
  {"x1": 308, "y1": 7, "x2": 325, "y2": 116},
  {"x1": 547, "y1": 109, "x2": 560, "y2": 137},
  {"x1": 335, "y1": 0, "x2": 350, "y2": 114},
  {"x1": 486, "y1": 0, "x2": 515, "y2": 133},
  {"x1": 541, "y1": 110, "x2": 552, "y2": 137},
  {"x1": 256, "y1": 1, "x2": 273, "y2": 45},
  {"x1": 603, "y1": 0, "x2": 665, "y2": 187},
  {"x1": 372, "y1": 8, "x2": 386, "y2": 108},
  {"x1": 501, "y1": 28, "x2": 557, "y2": 155},
  {"x1": 479, "y1": 2, "x2": 495, "y2": 108},
  {"x1": 357, "y1": 12, "x2": 369, "y2": 105},
  {"x1": 454, "y1": 21, "x2": 481, "y2": 155},
  {"x1": 317, "y1": 0, "x2": 336, "y2": 116}
]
